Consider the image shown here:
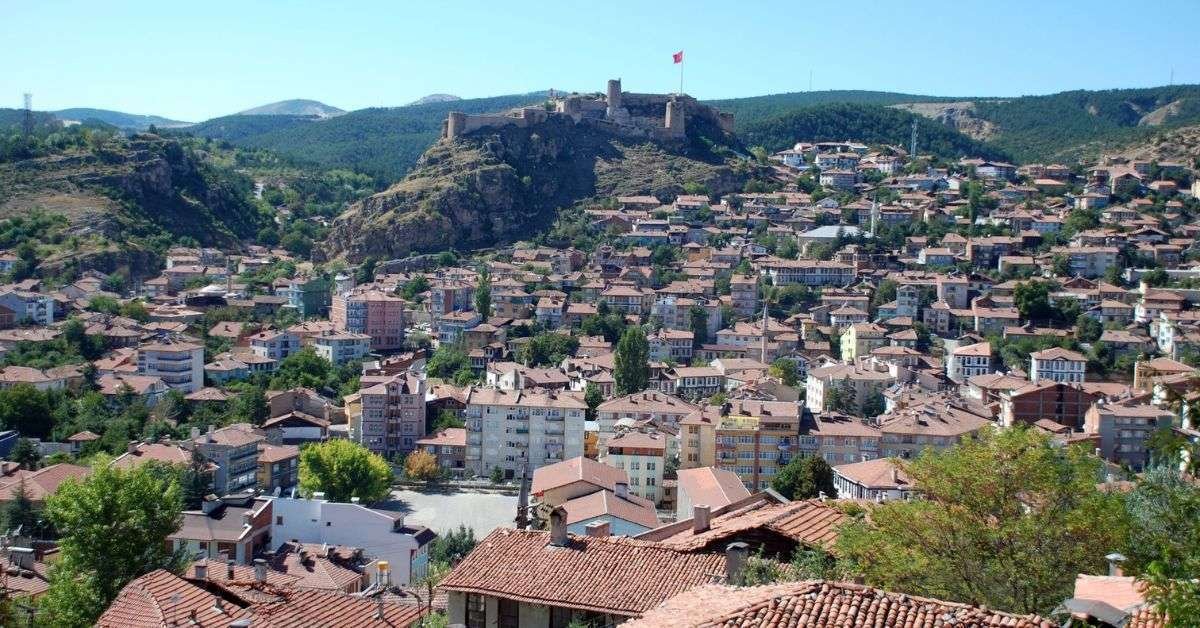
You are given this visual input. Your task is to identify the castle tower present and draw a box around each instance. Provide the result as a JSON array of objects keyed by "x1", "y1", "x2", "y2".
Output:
[
  {"x1": 606, "y1": 79, "x2": 623, "y2": 119},
  {"x1": 665, "y1": 98, "x2": 685, "y2": 136},
  {"x1": 445, "y1": 111, "x2": 466, "y2": 140}
]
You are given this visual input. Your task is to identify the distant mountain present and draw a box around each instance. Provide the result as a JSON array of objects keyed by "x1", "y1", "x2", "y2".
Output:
[
  {"x1": 238, "y1": 99, "x2": 345, "y2": 118},
  {"x1": 408, "y1": 94, "x2": 461, "y2": 106},
  {"x1": 181, "y1": 92, "x2": 549, "y2": 182},
  {"x1": 53, "y1": 108, "x2": 191, "y2": 130}
]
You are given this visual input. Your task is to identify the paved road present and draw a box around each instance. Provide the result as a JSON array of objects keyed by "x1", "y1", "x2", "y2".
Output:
[{"x1": 381, "y1": 488, "x2": 518, "y2": 536}]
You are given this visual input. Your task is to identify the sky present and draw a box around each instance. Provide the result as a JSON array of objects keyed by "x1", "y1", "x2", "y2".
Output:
[{"x1": 4, "y1": 0, "x2": 1200, "y2": 122}]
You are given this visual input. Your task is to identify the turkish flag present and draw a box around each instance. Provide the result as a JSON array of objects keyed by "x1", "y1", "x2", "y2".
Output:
[{"x1": 673, "y1": 50, "x2": 684, "y2": 64}]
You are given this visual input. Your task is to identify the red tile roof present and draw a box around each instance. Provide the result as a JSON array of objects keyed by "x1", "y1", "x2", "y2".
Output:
[
  {"x1": 637, "y1": 496, "x2": 847, "y2": 552},
  {"x1": 438, "y1": 528, "x2": 726, "y2": 617},
  {"x1": 96, "y1": 569, "x2": 251, "y2": 627},
  {"x1": 628, "y1": 581, "x2": 1056, "y2": 627},
  {"x1": 531, "y1": 456, "x2": 629, "y2": 496}
]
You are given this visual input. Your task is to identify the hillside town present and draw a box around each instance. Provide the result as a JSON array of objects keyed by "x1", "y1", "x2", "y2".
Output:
[{"x1": 1, "y1": 122, "x2": 1199, "y2": 627}]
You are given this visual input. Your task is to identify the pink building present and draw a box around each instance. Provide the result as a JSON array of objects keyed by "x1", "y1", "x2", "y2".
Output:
[{"x1": 331, "y1": 289, "x2": 407, "y2": 352}]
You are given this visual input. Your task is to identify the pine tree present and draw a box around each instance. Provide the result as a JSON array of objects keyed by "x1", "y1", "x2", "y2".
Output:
[{"x1": 474, "y1": 268, "x2": 492, "y2": 318}]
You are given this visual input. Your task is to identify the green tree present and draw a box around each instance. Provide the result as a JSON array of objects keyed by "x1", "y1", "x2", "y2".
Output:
[
  {"x1": 688, "y1": 306, "x2": 709, "y2": 347},
  {"x1": 1051, "y1": 254, "x2": 1071, "y2": 277},
  {"x1": 769, "y1": 359, "x2": 799, "y2": 387},
  {"x1": 229, "y1": 384, "x2": 270, "y2": 426},
  {"x1": 1075, "y1": 314, "x2": 1103, "y2": 344},
  {"x1": 520, "y1": 333, "x2": 579, "y2": 367},
  {"x1": 9, "y1": 437, "x2": 40, "y2": 469},
  {"x1": 269, "y1": 347, "x2": 332, "y2": 390},
  {"x1": 298, "y1": 439, "x2": 392, "y2": 503},
  {"x1": 1124, "y1": 467, "x2": 1200, "y2": 626},
  {"x1": 584, "y1": 383, "x2": 603, "y2": 422},
  {"x1": 860, "y1": 390, "x2": 885, "y2": 418},
  {"x1": 429, "y1": 524, "x2": 477, "y2": 564},
  {"x1": 1013, "y1": 280, "x2": 1054, "y2": 322},
  {"x1": 427, "y1": 343, "x2": 470, "y2": 380},
  {"x1": 771, "y1": 455, "x2": 836, "y2": 500},
  {"x1": 474, "y1": 268, "x2": 492, "y2": 318},
  {"x1": 404, "y1": 450, "x2": 441, "y2": 483},
  {"x1": 0, "y1": 384, "x2": 54, "y2": 439},
  {"x1": 836, "y1": 427, "x2": 1129, "y2": 615},
  {"x1": 614, "y1": 326, "x2": 650, "y2": 395},
  {"x1": 0, "y1": 478, "x2": 40, "y2": 535},
  {"x1": 40, "y1": 459, "x2": 183, "y2": 628},
  {"x1": 1141, "y1": 267, "x2": 1169, "y2": 288},
  {"x1": 489, "y1": 465, "x2": 504, "y2": 484}
]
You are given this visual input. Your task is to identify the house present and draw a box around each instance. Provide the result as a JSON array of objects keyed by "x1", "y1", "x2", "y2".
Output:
[
  {"x1": 169, "y1": 494, "x2": 273, "y2": 565},
  {"x1": 626, "y1": 581, "x2": 1054, "y2": 628},
  {"x1": 637, "y1": 493, "x2": 846, "y2": 556},
  {"x1": 947, "y1": 341, "x2": 993, "y2": 383},
  {"x1": 416, "y1": 427, "x2": 467, "y2": 476},
  {"x1": 673, "y1": 466, "x2": 751, "y2": 522},
  {"x1": 269, "y1": 494, "x2": 436, "y2": 585},
  {"x1": 603, "y1": 430, "x2": 668, "y2": 504},
  {"x1": 440, "y1": 521, "x2": 730, "y2": 628},
  {"x1": 833, "y1": 458, "x2": 915, "y2": 502},
  {"x1": 256, "y1": 443, "x2": 300, "y2": 493},
  {"x1": 137, "y1": 336, "x2": 205, "y2": 393},
  {"x1": 191, "y1": 424, "x2": 265, "y2": 494},
  {"x1": 1030, "y1": 347, "x2": 1087, "y2": 384},
  {"x1": 560, "y1": 485, "x2": 661, "y2": 536},
  {"x1": 1083, "y1": 401, "x2": 1174, "y2": 470},
  {"x1": 530, "y1": 456, "x2": 631, "y2": 509},
  {"x1": 312, "y1": 330, "x2": 372, "y2": 365}
]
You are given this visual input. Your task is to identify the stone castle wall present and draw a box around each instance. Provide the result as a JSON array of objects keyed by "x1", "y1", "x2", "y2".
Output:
[{"x1": 442, "y1": 79, "x2": 732, "y2": 141}]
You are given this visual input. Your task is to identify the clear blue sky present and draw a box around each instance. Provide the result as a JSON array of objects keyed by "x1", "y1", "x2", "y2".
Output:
[{"x1": 4, "y1": 0, "x2": 1199, "y2": 122}]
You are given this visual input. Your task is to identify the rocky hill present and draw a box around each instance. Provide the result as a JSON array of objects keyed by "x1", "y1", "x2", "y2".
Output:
[
  {"x1": 409, "y1": 94, "x2": 462, "y2": 106},
  {"x1": 238, "y1": 99, "x2": 345, "y2": 118},
  {"x1": 53, "y1": 108, "x2": 191, "y2": 130},
  {"x1": 324, "y1": 102, "x2": 749, "y2": 262},
  {"x1": 1109, "y1": 124, "x2": 1200, "y2": 164},
  {"x1": 0, "y1": 132, "x2": 266, "y2": 279}
]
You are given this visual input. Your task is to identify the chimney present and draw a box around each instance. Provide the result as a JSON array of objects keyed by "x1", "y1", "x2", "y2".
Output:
[
  {"x1": 725, "y1": 541, "x2": 749, "y2": 585},
  {"x1": 548, "y1": 506, "x2": 569, "y2": 547},
  {"x1": 253, "y1": 558, "x2": 267, "y2": 583},
  {"x1": 818, "y1": 491, "x2": 827, "y2": 501},
  {"x1": 614, "y1": 482, "x2": 629, "y2": 499},
  {"x1": 9, "y1": 547, "x2": 34, "y2": 571},
  {"x1": 194, "y1": 562, "x2": 208, "y2": 581},
  {"x1": 190, "y1": 426, "x2": 200, "y2": 440},
  {"x1": 1106, "y1": 552, "x2": 1127, "y2": 577},
  {"x1": 206, "y1": 425, "x2": 215, "y2": 443},
  {"x1": 692, "y1": 504, "x2": 712, "y2": 534},
  {"x1": 127, "y1": 440, "x2": 139, "y2": 455},
  {"x1": 890, "y1": 466, "x2": 899, "y2": 484},
  {"x1": 226, "y1": 559, "x2": 235, "y2": 580},
  {"x1": 201, "y1": 494, "x2": 220, "y2": 515},
  {"x1": 377, "y1": 560, "x2": 391, "y2": 586},
  {"x1": 585, "y1": 520, "x2": 611, "y2": 538}
]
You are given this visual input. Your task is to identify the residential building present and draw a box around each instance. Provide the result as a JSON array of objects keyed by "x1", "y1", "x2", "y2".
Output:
[
  {"x1": 464, "y1": 388, "x2": 588, "y2": 478},
  {"x1": 269, "y1": 495, "x2": 436, "y2": 585},
  {"x1": 137, "y1": 336, "x2": 204, "y2": 393},
  {"x1": 840, "y1": 323, "x2": 887, "y2": 362},
  {"x1": 832, "y1": 458, "x2": 915, "y2": 501},
  {"x1": 603, "y1": 430, "x2": 667, "y2": 504},
  {"x1": 169, "y1": 494, "x2": 272, "y2": 565},
  {"x1": 355, "y1": 372, "x2": 427, "y2": 458},
  {"x1": 192, "y1": 424, "x2": 265, "y2": 494},
  {"x1": 256, "y1": 444, "x2": 299, "y2": 493},
  {"x1": 1030, "y1": 347, "x2": 1087, "y2": 384},
  {"x1": 672, "y1": 466, "x2": 750, "y2": 522},
  {"x1": 313, "y1": 330, "x2": 372, "y2": 364},
  {"x1": 1083, "y1": 401, "x2": 1174, "y2": 470},
  {"x1": 416, "y1": 427, "x2": 467, "y2": 476},
  {"x1": 249, "y1": 329, "x2": 300, "y2": 362},
  {"x1": 947, "y1": 341, "x2": 993, "y2": 383},
  {"x1": 680, "y1": 400, "x2": 801, "y2": 492},
  {"x1": 330, "y1": 289, "x2": 407, "y2": 351}
]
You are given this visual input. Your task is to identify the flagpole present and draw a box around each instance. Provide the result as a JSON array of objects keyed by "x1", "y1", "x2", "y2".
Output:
[{"x1": 679, "y1": 56, "x2": 684, "y2": 95}]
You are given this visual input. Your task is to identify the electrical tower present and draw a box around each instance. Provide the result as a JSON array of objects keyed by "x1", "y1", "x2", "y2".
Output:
[
  {"x1": 909, "y1": 118, "x2": 918, "y2": 158},
  {"x1": 22, "y1": 93, "x2": 33, "y2": 138}
]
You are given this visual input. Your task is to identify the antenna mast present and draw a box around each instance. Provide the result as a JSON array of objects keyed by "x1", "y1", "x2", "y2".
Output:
[
  {"x1": 909, "y1": 118, "x2": 918, "y2": 158},
  {"x1": 22, "y1": 93, "x2": 33, "y2": 138}
]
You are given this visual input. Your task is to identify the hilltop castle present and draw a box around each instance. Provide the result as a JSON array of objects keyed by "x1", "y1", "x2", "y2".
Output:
[{"x1": 442, "y1": 79, "x2": 735, "y2": 142}]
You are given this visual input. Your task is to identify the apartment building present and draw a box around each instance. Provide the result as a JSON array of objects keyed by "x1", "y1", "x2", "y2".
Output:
[
  {"x1": 840, "y1": 323, "x2": 887, "y2": 362},
  {"x1": 595, "y1": 391, "x2": 698, "y2": 451},
  {"x1": 679, "y1": 400, "x2": 801, "y2": 492},
  {"x1": 312, "y1": 330, "x2": 372, "y2": 365},
  {"x1": 1050, "y1": 246, "x2": 1120, "y2": 278},
  {"x1": 757, "y1": 259, "x2": 855, "y2": 287},
  {"x1": 248, "y1": 329, "x2": 300, "y2": 362},
  {"x1": 603, "y1": 430, "x2": 667, "y2": 505},
  {"x1": 464, "y1": 388, "x2": 587, "y2": 479},
  {"x1": 804, "y1": 362, "x2": 896, "y2": 414},
  {"x1": 355, "y1": 372, "x2": 427, "y2": 458},
  {"x1": 1083, "y1": 401, "x2": 1174, "y2": 470},
  {"x1": 191, "y1": 424, "x2": 265, "y2": 495},
  {"x1": 729, "y1": 274, "x2": 759, "y2": 318},
  {"x1": 796, "y1": 411, "x2": 881, "y2": 466},
  {"x1": 137, "y1": 336, "x2": 204, "y2": 393},
  {"x1": 330, "y1": 289, "x2": 407, "y2": 351},
  {"x1": 877, "y1": 396, "x2": 992, "y2": 459},
  {"x1": 280, "y1": 275, "x2": 330, "y2": 318},
  {"x1": 0, "y1": 290, "x2": 54, "y2": 325}
]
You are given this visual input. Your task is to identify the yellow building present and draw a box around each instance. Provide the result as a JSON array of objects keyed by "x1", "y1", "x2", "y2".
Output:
[
  {"x1": 679, "y1": 400, "x2": 801, "y2": 492},
  {"x1": 840, "y1": 322, "x2": 888, "y2": 362}
]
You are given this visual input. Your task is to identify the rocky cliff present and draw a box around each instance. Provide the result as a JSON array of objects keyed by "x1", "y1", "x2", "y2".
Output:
[{"x1": 324, "y1": 109, "x2": 746, "y2": 261}]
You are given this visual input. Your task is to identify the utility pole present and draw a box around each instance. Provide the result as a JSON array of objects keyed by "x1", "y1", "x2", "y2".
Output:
[{"x1": 909, "y1": 118, "x2": 918, "y2": 158}]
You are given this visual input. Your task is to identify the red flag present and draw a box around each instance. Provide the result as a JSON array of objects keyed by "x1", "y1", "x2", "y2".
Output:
[{"x1": 672, "y1": 50, "x2": 684, "y2": 64}]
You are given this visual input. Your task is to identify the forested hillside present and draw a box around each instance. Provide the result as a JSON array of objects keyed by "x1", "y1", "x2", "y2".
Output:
[
  {"x1": 180, "y1": 92, "x2": 549, "y2": 182},
  {"x1": 705, "y1": 90, "x2": 958, "y2": 130},
  {"x1": 738, "y1": 103, "x2": 1010, "y2": 161}
]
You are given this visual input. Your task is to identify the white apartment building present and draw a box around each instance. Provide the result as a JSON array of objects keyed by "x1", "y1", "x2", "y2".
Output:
[
  {"x1": 137, "y1": 336, "x2": 204, "y2": 393},
  {"x1": 312, "y1": 331, "x2": 372, "y2": 365},
  {"x1": 249, "y1": 329, "x2": 300, "y2": 362},
  {"x1": 464, "y1": 388, "x2": 587, "y2": 479},
  {"x1": 1029, "y1": 347, "x2": 1087, "y2": 384},
  {"x1": 947, "y1": 341, "x2": 993, "y2": 383}
]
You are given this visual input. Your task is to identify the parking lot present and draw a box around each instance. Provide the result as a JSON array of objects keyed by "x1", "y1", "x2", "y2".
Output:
[{"x1": 381, "y1": 488, "x2": 519, "y2": 536}]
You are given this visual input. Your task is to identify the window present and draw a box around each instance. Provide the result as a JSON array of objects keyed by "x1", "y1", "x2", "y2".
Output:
[{"x1": 276, "y1": 516, "x2": 283, "y2": 525}]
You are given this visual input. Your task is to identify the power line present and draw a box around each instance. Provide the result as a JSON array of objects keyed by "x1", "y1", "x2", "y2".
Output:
[{"x1": 21, "y1": 93, "x2": 33, "y2": 138}]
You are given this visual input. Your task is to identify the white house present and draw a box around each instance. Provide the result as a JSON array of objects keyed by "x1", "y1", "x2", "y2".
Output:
[
  {"x1": 1029, "y1": 347, "x2": 1087, "y2": 384},
  {"x1": 268, "y1": 495, "x2": 435, "y2": 586}
]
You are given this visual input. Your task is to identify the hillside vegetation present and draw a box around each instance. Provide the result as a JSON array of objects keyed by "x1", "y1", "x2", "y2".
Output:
[
  {"x1": 180, "y1": 92, "x2": 549, "y2": 182},
  {"x1": 738, "y1": 103, "x2": 1010, "y2": 161},
  {"x1": 53, "y1": 108, "x2": 191, "y2": 130},
  {"x1": 705, "y1": 90, "x2": 960, "y2": 130}
]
